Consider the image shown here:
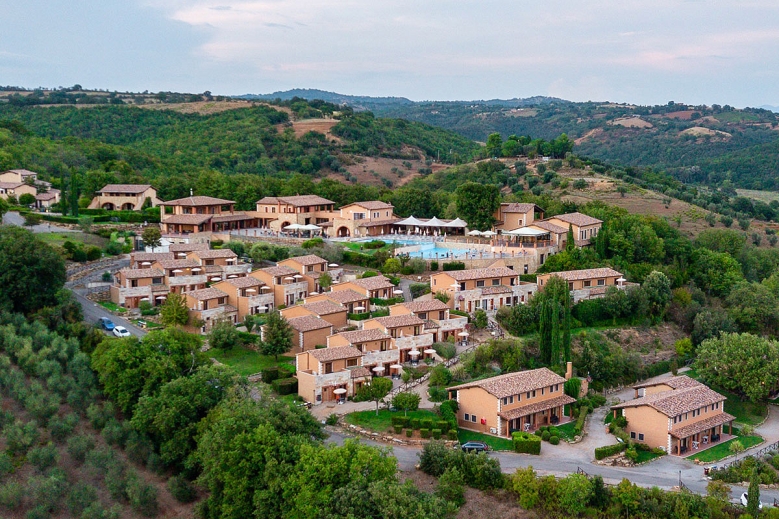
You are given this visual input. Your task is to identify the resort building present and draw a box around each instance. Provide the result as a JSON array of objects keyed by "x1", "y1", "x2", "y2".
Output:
[
  {"x1": 212, "y1": 276, "x2": 274, "y2": 320},
  {"x1": 35, "y1": 189, "x2": 61, "y2": 210},
  {"x1": 389, "y1": 299, "x2": 468, "y2": 343},
  {"x1": 278, "y1": 254, "x2": 344, "y2": 293},
  {"x1": 611, "y1": 376, "x2": 735, "y2": 456},
  {"x1": 447, "y1": 367, "x2": 575, "y2": 437},
  {"x1": 160, "y1": 195, "x2": 257, "y2": 234},
  {"x1": 305, "y1": 288, "x2": 370, "y2": 316},
  {"x1": 430, "y1": 265, "x2": 537, "y2": 314},
  {"x1": 186, "y1": 248, "x2": 250, "y2": 283},
  {"x1": 184, "y1": 287, "x2": 237, "y2": 333},
  {"x1": 363, "y1": 314, "x2": 434, "y2": 363},
  {"x1": 296, "y1": 346, "x2": 371, "y2": 405},
  {"x1": 110, "y1": 268, "x2": 167, "y2": 309},
  {"x1": 280, "y1": 300, "x2": 348, "y2": 329},
  {"x1": 254, "y1": 195, "x2": 336, "y2": 232},
  {"x1": 331, "y1": 275, "x2": 396, "y2": 301},
  {"x1": 250, "y1": 265, "x2": 309, "y2": 307},
  {"x1": 331, "y1": 200, "x2": 399, "y2": 238},
  {"x1": 536, "y1": 268, "x2": 625, "y2": 303},
  {"x1": 87, "y1": 184, "x2": 161, "y2": 211},
  {"x1": 0, "y1": 169, "x2": 39, "y2": 184},
  {"x1": 493, "y1": 203, "x2": 544, "y2": 231},
  {"x1": 281, "y1": 315, "x2": 334, "y2": 353},
  {"x1": 543, "y1": 212, "x2": 602, "y2": 244},
  {"x1": 0, "y1": 181, "x2": 36, "y2": 201}
]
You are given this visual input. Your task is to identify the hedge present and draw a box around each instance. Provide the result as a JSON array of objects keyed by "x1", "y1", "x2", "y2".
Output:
[
  {"x1": 420, "y1": 428, "x2": 431, "y2": 439},
  {"x1": 347, "y1": 312, "x2": 372, "y2": 321},
  {"x1": 432, "y1": 429, "x2": 442, "y2": 439},
  {"x1": 512, "y1": 431, "x2": 541, "y2": 455},
  {"x1": 262, "y1": 367, "x2": 282, "y2": 384},
  {"x1": 442, "y1": 261, "x2": 466, "y2": 271},
  {"x1": 436, "y1": 420, "x2": 450, "y2": 434},
  {"x1": 271, "y1": 377, "x2": 298, "y2": 395},
  {"x1": 594, "y1": 443, "x2": 627, "y2": 460},
  {"x1": 370, "y1": 297, "x2": 404, "y2": 306},
  {"x1": 410, "y1": 418, "x2": 421, "y2": 430},
  {"x1": 42, "y1": 214, "x2": 111, "y2": 224},
  {"x1": 574, "y1": 406, "x2": 588, "y2": 435},
  {"x1": 450, "y1": 309, "x2": 470, "y2": 319}
]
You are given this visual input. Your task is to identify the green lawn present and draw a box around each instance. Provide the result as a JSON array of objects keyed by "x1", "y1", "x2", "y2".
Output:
[
  {"x1": 635, "y1": 450, "x2": 664, "y2": 464},
  {"x1": 685, "y1": 369, "x2": 767, "y2": 426},
  {"x1": 343, "y1": 242, "x2": 394, "y2": 256},
  {"x1": 457, "y1": 429, "x2": 515, "y2": 451},
  {"x1": 133, "y1": 319, "x2": 162, "y2": 329},
  {"x1": 687, "y1": 435, "x2": 763, "y2": 463},
  {"x1": 555, "y1": 421, "x2": 579, "y2": 442},
  {"x1": 346, "y1": 409, "x2": 440, "y2": 433},
  {"x1": 98, "y1": 301, "x2": 127, "y2": 313},
  {"x1": 209, "y1": 345, "x2": 295, "y2": 377}
]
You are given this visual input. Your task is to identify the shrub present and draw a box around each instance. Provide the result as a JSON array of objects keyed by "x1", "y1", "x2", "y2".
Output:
[
  {"x1": 421, "y1": 428, "x2": 431, "y2": 439},
  {"x1": 549, "y1": 435, "x2": 560, "y2": 445},
  {"x1": 448, "y1": 430, "x2": 458, "y2": 440},
  {"x1": 168, "y1": 475, "x2": 197, "y2": 504},
  {"x1": 125, "y1": 431, "x2": 154, "y2": 465},
  {"x1": 0, "y1": 481, "x2": 24, "y2": 510},
  {"x1": 0, "y1": 453, "x2": 11, "y2": 478},
  {"x1": 105, "y1": 461, "x2": 130, "y2": 502},
  {"x1": 410, "y1": 418, "x2": 421, "y2": 430},
  {"x1": 436, "y1": 420, "x2": 450, "y2": 433},
  {"x1": 102, "y1": 418, "x2": 130, "y2": 447},
  {"x1": 430, "y1": 261, "x2": 439, "y2": 271},
  {"x1": 126, "y1": 472, "x2": 159, "y2": 517},
  {"x1": 48, "y1": 412, "x2": 79, "y2": 442},
  {"x1": 406, "y1": 429, "x2": 413, "y2": 437},
  {"x1": 393, "y1": 424, "x2": 403, "y2": 434},
  {"x1": 4, "y1": 420, "x2": 39, "y2": 455},
  {"x1": 421, "y1": 418, "x2": 434, "y2": 430},
  {"x1": 68, "y1": 434, "x2": 96, "y2": 465},
  {"x1": 325, "y1": 414, "x2": 339, "y2": 426},
  {"x1": 67, "y1": 483, "x2": 99, "y2": 517},
  {"x1": 271, "y1": 377, "x2": 298, "y2": 395},
  {"x1": 432, "y1": 429, "x2": 442, "y2": 439},
  {"x1": 512, "y1": 431, "x2": 542, "y2": 455},
  {"x1": 625, "y1": 447, "x2": 639, "y2": 462},
  {"x1": 564, "y1": 378, "x2": 581, "y2": 399},
  {"x1": 87, "y1": 402, "x2": 114, "y2": 431},
  {"x1": 28, "y1": 442, "x2": 59, "y2": 472},
  {"x1": 574, "y1": 406, "x2": 588, "y2": 435},
  {"x1": 436, "y1": 467, "x2": 465, "y2": 507},
  {"x1": 409, "y1": 282, "x2": 431, "y2": 299},
  {"x1": 541, "y1": 430, "x2": 551, "y2": 442},
  {"x1": 595, "y1": 443, "x2": 627, "y2": 460},
  {"x1": 443, "y1": 261, "x2": 466, "y2": 271}
]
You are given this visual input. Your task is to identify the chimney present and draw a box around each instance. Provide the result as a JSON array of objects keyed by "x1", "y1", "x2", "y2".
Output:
[
  {"x1": 190, "y1": 188, "x2": 194, "y2": 197},
  {"x1": 565, "y1": 361, "x2": 573, "y2": 381}
]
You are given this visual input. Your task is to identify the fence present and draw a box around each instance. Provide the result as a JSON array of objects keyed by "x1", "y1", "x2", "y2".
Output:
[
  {"x1": 386, "y1": 342, "x2": 478, "y2": 400},
  {"x1": 713, "y1": 440, "x2": 779, "y2": 471}
]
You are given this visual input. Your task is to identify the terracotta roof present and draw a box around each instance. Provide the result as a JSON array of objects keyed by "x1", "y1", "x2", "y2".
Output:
[
  {"x1": 2, "y1": 169, "x2": 37, "y2": 177},
  {"x1": 346, "y1": 200, "x2": 394, "y2": 210},
  {"x1": 120, "y1": 268, "x2": 164, "y2": 280},
  {"x1": 448, "y1": 368, "x2": 567, "y2": 399},
  {"x1": 187, "y1": 287, "x2": 228, "y2": 301},
  {"x1": 219, "y1": 277, "x2": 264, "y2": 289},
  {"x1": 308, "y1": 346, "x2": 362, "y2": 362},
  {"x1": 161, "y1": 196, "x2": 235, "y2": 206},
  {"x1": 154, "y1": 259, "x2": 201, "y2": 269},
  {"x1": 169, "y1": 242, "x2": 210, "y2": 252},
  {"x1": 36, "y1": 191, "x2": 59, "y2": 201},
  {"x1": 0, "y1": 182, "x2": 26, "y2": 189},
  {"x1": 317, "y1": 289, "x2": 368, "y2": 304},
  {"x1": 370, "y1": 314, "x2": 426, "y2": 328},
  {"x1": 356, "y1": 218, "x2": 401, "y2": 227},
  {"x1": 302, "y1": 300, "x2": 346, "y2": 316},
  {"x1": 189, "y1": 249, "x2": 238, "y2": 259},
  {"x1": 284, "y1": 254, "x2": 327, "y2": 266},
  {"x1": 669, "y1": 412, "x2": 736, "y2": 439},
  {"x1": 335, "y1": 328, "x2": 391, "y2": 344},
  {"x1": 401, "y1": 299, "x2": 449, "y2": 313},
  {"x1": 132, "y1": 252, "x2": 175, "y2": 264},
  {"x1": 288, "y1": 315, "x2": 333, "y2": 333},
  {"x1": 482, "y1": 285, "x2": 512, "y2": 295},
  {"x1": 211, "y1": 213, "x2": 255, "y2": 223},
  {"x1": 530, "y1": 221, "x2": 568, "y2": 234},
  {"x1": 444, "y1": 267, "x2": 518, "y2": 282},
  {"x1": 547, "y1": 212, "x2": 602, "y2": 227},
  {"x1": 634, "y1": 376, "x2": 701, "y2": 391},
  {"x1": 261, "y1": 265, "x2": 300, "y2": 277},
  {"x1": 611, "y1": 384, "x2": 726, "y2": 417},
  {"x1": 499, "y1": 394, "x2": 577, "y2": 421},
  {"x1": 501, "y1": 203, "x2": 541, "y2": 214},
  {"x1": 161, "y1": 214, "x2": 213, "y2": 225},
  {"x1": 257, "y1": 195, "x2": 334, "y2": 207},
  {"x1": 349, "y1": 275, "x2": 396, "y2": 291},
  {"x1": 350, "y1": 366, "x2": 372, "y2": 379},
  {"x1": 98, "y1": 184, "x2": 153, "y2": 194},
  {"x1": 540, "y1": 268, "x2": 623, "y2": 282}
]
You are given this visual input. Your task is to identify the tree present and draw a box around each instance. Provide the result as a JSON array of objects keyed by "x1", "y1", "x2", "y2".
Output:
[
  {"x1": 565, "y1": 224, "x2": 575, "y2": 253},
  {"x1": 0, "y1": 197, "x2": 8, "y2": 219},
  {"x1": 557, "y1": 473, "x2": 593, "y2": 516},
  {"x1": 747, "y1": 468, "x2": 761, "y2": 517},
  {"x1": 141, "y1": 226, "x2": 162, "y2": 251},
  {"x1": 0, "y1": 226, "x2": 66, "y2": 314},
  {"x1": 18, "y1": 193, "x2": 36, "y2": 206},
  {"x1": 261, "y1": 310, "x2": 293, "y2": 360},
  {"x1": 208, "y1": 317, "x2": 240, "y2": 350},
  {"x1": 318, "y1": 271, "x2": 333, "y2": 291},
  {"x1": 616, "y1": 185, "x2": 628, "y2": 197},
  {"x1": 355, "y1": 377, "x2": 393, "y2": 415},
  {"x1": 726, "y1": 281, "x2": 779, "y2": 335},
  {"x1": 77, "y1": 216, "x2": 93, "y2": 233},
  {"x1": 485, "y1": 132, "x2": 503, "y2": 158},
  {"x1": 382, "y1": 258, "x2": 401, "y2": 275},
  {"x1": 23, "y1": 212, "x2": 42, "y2": 228},
  {"x1": 391, "y1": 391, "x2": 421, "y2": 416},
  {"x1": 691, "y1": 249, "x2": 744, "y2": 296},
  {"x1": 641, "y1": 271, "x2": 671, "y2": 320},
  {"x1": 695, "y1": 333, "x2": 779, "y2": 401},
  {"x1": 454, "y1": 182, "x2": 500, "y2": 231},
  {"x1": 436, "y1": 467, "x2": 465, "y2": 507},
  {"x1": 534, "y1": 276, "x2": 571, "y2": 368},
  {"x1": 160, "y1": 292, "x2": 190, "y2": 327}
]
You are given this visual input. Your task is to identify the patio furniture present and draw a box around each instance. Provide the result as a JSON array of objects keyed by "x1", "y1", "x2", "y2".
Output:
[
  {"x1": 524, "y1": 423, "x2": 531, "y2": 432},
  {"x1": 703, "y1": 436, "x2": 709, "y2": 444},
  {"x1": 712, "y1": 434, "x2": 721, "y2": 442},
  {"x1": 692, "y1": 441, "x2": 700, "y2": 450},
  {"x1": 550, "y1": 415, "x2": 560, "y2": 424}
]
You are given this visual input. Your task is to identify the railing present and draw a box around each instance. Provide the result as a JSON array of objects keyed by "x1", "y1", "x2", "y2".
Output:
[
  {"x1": 386, "y1": 342, "x2": 478, "y2": 400},
  {"x1": 577, "y1": 467, "x2": 589, "y2": 477},
  {"x1": 679, "y1": 480, "x2": 690, "y2": 493},
  {"x1": 713, "y1": 440, "x2": 779, "y2": 471}
]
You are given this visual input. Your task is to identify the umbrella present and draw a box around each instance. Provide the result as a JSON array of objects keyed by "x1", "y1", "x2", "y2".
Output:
[
  {"x1": 261, "y1": 286, "x2": 272, "y2": 291},
  {"x1": 228, "y1": 275, "x2": 238, "y2": 278},
  {"x1": 445, "y1": 217, "x2": 468, "y2": 228},
  {"x1": 211, "y1": 277, "x2": 221, "y2": 282},
  {"x1": 482, "y1": 230, "x2": 497, "y2": 236},
  {"x1": 328, "y1": 263, "x2": 339, "y2": 267},
  {"x1": 177, "y1": 252, "x2": 187, "y2": 257},
  {"x1": 408, "y1": 350, "x2": 421, "y2": 356},
  {"x1": 424, "y1": 349, "x2": 437, "y2": 354},
  {"x1": 333, "y1": 388, "x2": 347, "y2": 395},
  {"x1": 300, "y1": 224, "x2": 321, "y2": 231},
  {"x1": 458, "y1": 331, "x2": 469, "y2": 337},
  {"x1": 140, "y1": 297, "x2": 150, "y2": 301},
  {"x1": 293, "y1": 274, "x2": 303, "y2": 279},
  {"x1": 155, "y1": 296, "x2": 166, "y2": 300},
  {"x1": 424, "y1": 216, "x2": 446, "y2": 227},
  {"x1": 284, "y1": 224, "x2": 304, "y2": 230},
  {"x1": 246, "y1": 288, "x2": 256, "y2": 293},
  {"x1": 395, "y1": 215, "x2": 425, "y2": 227},
  {"x1": 467, "y1": 230, "x2": 482, "y2": 236},
  {"x1": 617, "y1": 277, "x2": 626, "y2": 283},
  {"x1": 390, "y1": 364, "x2": 403, "y2": 369},
  {"x1": 191, "y1": 267, "x2": 202, "y2": 272},
  {"x1": 393, "y1": 289, "x2": 403, "y2": 295},
  {"x1": 284, "y1": 276, "x2": 295, "y2": 281},
  {"x1": 354, "y1": 306, "x2": 365, "y2": 311},
  {"x1": 372, "y1": 366, "x2": 385, "y2": 373},
  {"x1": 258, "y1": 306, "x2": 268, "y2": 311},
  {"x1": 172, "y1": 269, "x2": 183, "y2": 273},
  {"x1": 141, "y1": 261, "x2": 151, "y2": 266}
]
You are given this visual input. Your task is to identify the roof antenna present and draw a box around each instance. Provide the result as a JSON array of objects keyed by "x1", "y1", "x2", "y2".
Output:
[{"x1": 190, "y1": 188, "x2": 193, "y2": 197}]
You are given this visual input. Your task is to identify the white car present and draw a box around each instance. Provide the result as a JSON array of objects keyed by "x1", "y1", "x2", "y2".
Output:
[
  {"x1": 112, "y1": 326, "x2": 131, "y2": 338},
  {"x1": 740, "y1": 492, "x2": 763, "y2": 510}
]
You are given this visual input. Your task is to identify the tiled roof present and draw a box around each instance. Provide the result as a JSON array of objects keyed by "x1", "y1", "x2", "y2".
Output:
[
  {"x1": 98, "y1": 184, "x2": 153, "y2": 194},
  {"x1": 169, "y1": 242, "x2": 210, "y2": 252},
  {"x1": 499, "y1": 394, "x2": 577, "y2": 420},
  {"x1": 370, "y1": 314, "x2": 426, "y2": 328},
  {"x1": 0, "y1": 182, "x2": 25, "y2": 189},
  {"x1": 189, "y1": 249, "x2": 238, "y2": 259},
  {"x1": 501, "y1": 203, "x2": 540, "y2": 214},
  {"x1": 261, "y1": 265, "x2": 300, "y2": 277},
  {"x1": 219, "y1": 276, "x2": 264, "y2": 289},
  {"x1": 154, "y1": 259, "x2": 201, "y2": 269},
  {"x1": 401, "y1": 299, "x2": 449, "y2": 313},
  {"x1": 288, "y1": 315, "x2": 333, "y2": 333},
  {"x1": 448, "y1": 368, "x2": 567, "y2": 399},
  {"x1": 285, "y1": 254, "x2": 327, "y2": 266},
  {"x1": 36, "y1": 191, "x2": 59, "y2": 201},
  {"x1": 350, "y1": 366, "x2": 372, "y2": 379},
  {"x1": 482, "y1": 285, "x2": 512, "y2": 295},
  {"x1": 611, "y1": 384, "x2": 726, "y2": 417},
  {"x1": 3, "y1": 169, "x2": 37, "y2": 177},
  {"x1": 444, "y1": 267, "x2": 518, "y2": 282},
  {"x1": 211, "y1": 213, "x2": 255, "y2": 223},
  {"x1": 257, "y1": 195, "x2": 334, "y2": 207},
  {"x1": 132, "y1": 252, "x2": 175, "y2": 264},
  {"x1": 530, "y1": 221, "x2": 568, "y2": 234},
  {"x1": 303, "y1": 300, "x2": 345, "y2": 316},
  {"x1": 335, "y1": 328, "x2": 391, "y2": 344},
  {"x1": 187, "y1": 287, "x2": 228, "y2": 301},
  {"x1": 161, "y1": 214, "x2": 213, "y2": 225},
  {"x1": 349, "y1": 275, "x2": 395, "y2": 291},
  {"x1": 347, "y1": 200, "x2": 394, "y2": 210},
  {"x1": 317, "y1": 289, "x2": 368, "y2": 304},
  {"x1": 669, "y1": 412, "x2": 736, "y2": 439},
  {"x1": 120, "y1": 268, "x2": 164, "y2": 280},
  {"x1": 357, "y1": 218, "x2": 401, "y2": 227},
  {"x1": 634, "y1": 376, "x2": 701, "y2": 391},
  {"x1": 161, "y1": 196, "x2": 235, "y2": 206},
  {"x1": 547, "y1": 212, "x2": 602, "y2": 227},
  {"x1": 308, "y1": 346, "x2": 362, "y2": 362},
  {"x1": 539, "y1": 268, "x2": 623, "y2": 282}
]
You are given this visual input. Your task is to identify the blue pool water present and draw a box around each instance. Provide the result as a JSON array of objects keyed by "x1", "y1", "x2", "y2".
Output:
[{"x1": 404, "y1": 245, "x2": 469, "y2": 259}]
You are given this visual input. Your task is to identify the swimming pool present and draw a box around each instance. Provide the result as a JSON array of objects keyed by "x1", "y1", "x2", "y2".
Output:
[{"x1": 405, "y1": 246, "x2": 470, "y2": 259}]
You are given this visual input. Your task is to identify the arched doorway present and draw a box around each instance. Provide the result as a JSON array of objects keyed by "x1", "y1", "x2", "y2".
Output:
[
  {"x1": 337, "y1": 226, "x2": 350, "y2": 237},
  {"x1": 121, "y1": 202, "x2": 135, "y2": 211},
  {"x1": 101, "y1": 203, "x2": 115, "y2": 210},
  {"x1": 280, "y1": 221, "x2": 292, "y2": 231}
]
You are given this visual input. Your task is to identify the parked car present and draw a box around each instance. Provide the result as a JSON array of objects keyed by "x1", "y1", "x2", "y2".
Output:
[
  {"x1": 461, "y1": 441, "x2": 489, "y2": 453},
  {"x1": 112, "y1": 326, "x2": 131, "y2": 338},
  {"x1": 98, "y1": 317, "x2": 115, "y2": 331},
  {"x1": 740, "y1": 492, "x2": 763, "y2": 509}
]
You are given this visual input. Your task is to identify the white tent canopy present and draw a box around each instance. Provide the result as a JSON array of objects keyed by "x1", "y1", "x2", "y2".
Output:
[
  {"x1": 395, "y1": 215, "x2": 425, "y2": 227},
  {"x1": 467, "y1": 230, "x2": 482, "y2": 236},
  {"x1": 503, "y1": 227, "x2": 549, "y2": 236},
  {"x1": 481, "y1": 230, "x2": 497, "y2": 236},
  {"x1": 284, "y1": 223, "x2": 304, "y2": 230},
  {"x1": 300, "y1": 224, "x2": 321, "y2": 231},
  {"x1": 444, "y1": 217, "x2": 468, "y2": 228},
  {"x1": 421, "y1": 216, "x2": 447, "y2": 227}
]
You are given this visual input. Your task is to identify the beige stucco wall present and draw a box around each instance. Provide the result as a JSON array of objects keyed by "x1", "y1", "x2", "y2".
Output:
[
  {"x1": 299, "y1": 326, "x2": 333, "y2": 352},
  {"x1": 622, "y1": 405, "x2": 670, "y2": 451},
  {"x1": 455, "y1": 387, "x2": 498, "y2": 434}
]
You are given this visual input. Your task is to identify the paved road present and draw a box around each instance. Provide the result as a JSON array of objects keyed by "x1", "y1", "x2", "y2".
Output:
[
  {"x1": 72, "y1": 290, "x2": 148, "y2": 338},
  {"x1": 3, "y1": 211, "x2": 80, "y2": 234}
]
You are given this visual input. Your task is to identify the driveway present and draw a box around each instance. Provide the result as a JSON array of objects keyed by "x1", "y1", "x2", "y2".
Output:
[
  {"x1": 3, "y1": 211, "x2": 80, "y2": 234},
  {"x1": 72, "y1": 290, "x2": 147, "y2": 339}
]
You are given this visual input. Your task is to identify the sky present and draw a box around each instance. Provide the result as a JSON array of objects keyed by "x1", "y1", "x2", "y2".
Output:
[{"x1": 2, "y1": 0, "x2": 779, "y2": 107}]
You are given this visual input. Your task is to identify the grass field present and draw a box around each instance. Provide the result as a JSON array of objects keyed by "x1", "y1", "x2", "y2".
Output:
[
  {"x1": 98, "y1": 301, "x2": 127, "y2": 313},
  {"x1": 685, "y1": 369, "x2": 768, "y2": 426},
  {"x1": 209, "y1": 345, "x2": 295, "y2": 377},
  {"x1": 736, "y1": 188, "x2": 779, "y2": 204},
  {"x1": 555, "y1": 421, "x2": 579, "y2": 442},
  {"x1": 343, "y1": 241, "x2": 395, "y2": 256},
  {"x1": 687, "y1": 435, "x2": 763, "y2": 463},
  {"x1": 36, "y1": 231, "x2": 106, "y2": 247},
  {"x1": 457, "y1": 429, "x2": 515, "y2": 451},
  {"x1": 345, "y1": 409, "x2": 440, "y2": 433},
  {"x1": 635, "y1": 449, "x2": 664, "y2": 464}
]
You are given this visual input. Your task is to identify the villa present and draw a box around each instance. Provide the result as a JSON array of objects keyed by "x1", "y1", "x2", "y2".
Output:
[
  {"x1": 254, "y1": 195, "x2": 336, "y2": 233},
  {"x1": 296, "y1": 346, "x2": 371, "y2": 405},
  {"x1": 543, "y1": 212, "x2": 602, "y2": 244},
  {"x1": 536, "y1": 267, "x2": 625, "y2": 302},
  {"x1": 611, "y1": 376, "x2": 735, "y2": 456},
  {"x1": 184, "y1": 287, "x2": 237, "y2": 333},
  {"x1": 88, "y1": 184, "x2": 161, "y2": 211},
  {"x1": 160, "y1": 195, "x2": 257, "y2": 234},
  {"x1": 250, "y1": 265, "x2": 309, "y2": 307},
  {"x1": 429, "y1": 264, "x2": 537, "y2": 314},
  {"x1": 278, "y1": 254, "x2": 344, "y2": 293},
  {"x1": 493, "y1": 203, "x2": 544, "y2": 231},
  {"x1": 331, "y1": 200, "x2": 399, "y2": 238},
  {"x1": 389, "y1": 299, "x2": 468, "y2": 343},
  {"x1": 280, "y1": 300, "x2": 348, "y2": 329},
  {"x1": 331, "y1": 275, "x2": 396, "y2": 300}
]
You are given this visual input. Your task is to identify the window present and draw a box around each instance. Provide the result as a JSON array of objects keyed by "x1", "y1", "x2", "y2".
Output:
[
  {"x1": 464, "y1": 413, "x2": 470, "y2": 421},
  {"x1": 324, "y1": 362, "x2": 333, "y2": 374},
  {"x1": 597, "y1": 279, "x2": 605, "y2": 286},
  {"x1": 584, "y1": 280, "x2": 591, "y2": 287},
  {"x1": 471, "y1": 415, "x2": 477, "y2": 423},
  {"x1": 476, "y1": 280, "x2": 485, "y2": 287},
  {"x1": 638, "y1": 433, "x2": 644, "y2": 441},
  {"x1": 630, "y1": 431, "x2": 636, "y2": 439},
  {"x1": 492, "y1": 279, "x2": 499, "y2": 286},
  {"x1": 346, "y1": 358, "x2": 357, "y2": 367},
  {"x1": 524, "y1": 265, "x2": 529, "y2": 274},
  {"x1": 502, "y1": 396, "x2": 514, "y2": 405},
  {"x1": 419, "y1": 312, "x2": 427, "y2": 320},
  {"x1": 526, "y1": 391, "x2": 531, "y2": 399}
]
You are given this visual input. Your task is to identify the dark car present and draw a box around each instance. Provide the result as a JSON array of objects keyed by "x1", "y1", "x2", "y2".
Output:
[
  {"x1": 461, "y1": 441, "x2": 489, "y2": 453},
  {"x1": 98, "y1": 317, "x2": 115, "y2": 331}
]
